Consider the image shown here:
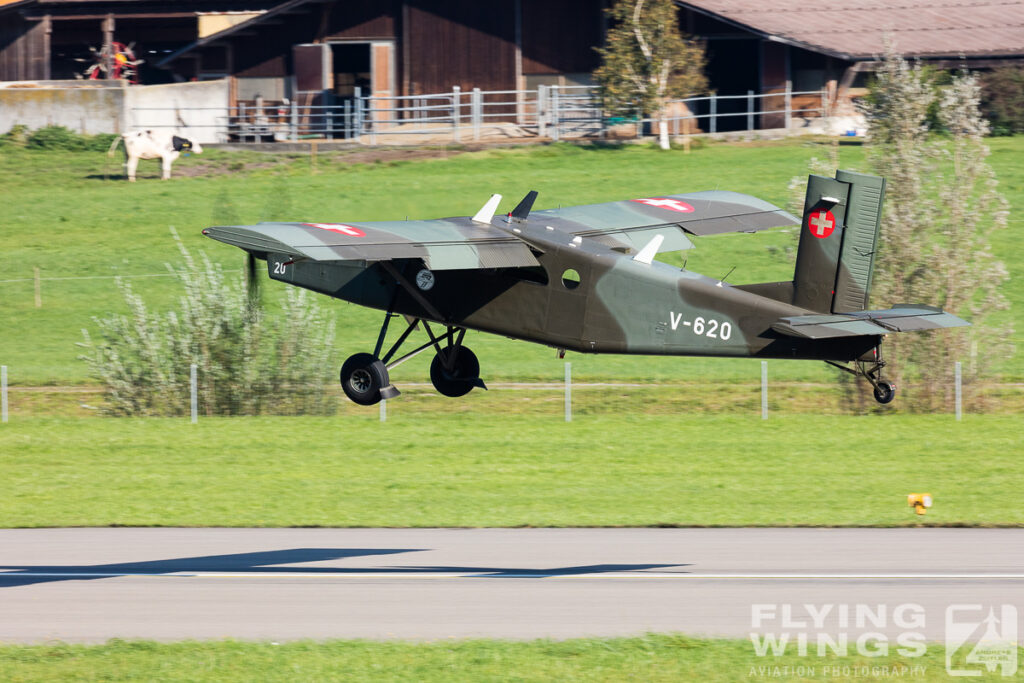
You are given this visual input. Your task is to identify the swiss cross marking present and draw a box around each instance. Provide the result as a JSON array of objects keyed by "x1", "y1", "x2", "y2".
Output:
[
  {"x1": 632, "y1": 198, "x2": 695, "y2": 213},
  {"x1": 808, "y1": 210, "x2": 835, "y2": 239},
  {"x1": 303, "y1": 222, "x2": 366, "y2": 237}
]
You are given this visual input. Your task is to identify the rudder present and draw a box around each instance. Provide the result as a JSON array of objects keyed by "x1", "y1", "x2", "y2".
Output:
[{"x1": 791, "y1": 170, "x2": 885, "y2": 314}]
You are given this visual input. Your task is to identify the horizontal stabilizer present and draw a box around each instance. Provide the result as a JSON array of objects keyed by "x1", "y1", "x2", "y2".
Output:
[{"x1": 773, "y1": 305, "x2": 970, "y2": 340}]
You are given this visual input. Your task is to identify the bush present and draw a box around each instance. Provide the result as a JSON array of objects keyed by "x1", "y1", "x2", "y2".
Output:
[
  {"x1": 981, "y1": 66, "x2": 1024, "y2": 135},
  {"x1": 79, "y1": 230, "x2": 337, "y2": 417},
  {"x1": 25, "y1": 125, "x2": 118, "y2": 152},
  {"x1": 0, "y1": 124, "x2": 30, "y2": 148}
]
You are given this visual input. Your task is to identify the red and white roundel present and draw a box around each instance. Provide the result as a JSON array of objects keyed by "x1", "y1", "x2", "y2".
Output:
[
  {"x1": 631, "y1": 198, "x2": 695, "y2": 213},
  {"x1": 303, "y1": 222, "x2": 366, "y2": 237},
  {"x1": 807, "y1": 210, "x2": 835, "y2": 239}
]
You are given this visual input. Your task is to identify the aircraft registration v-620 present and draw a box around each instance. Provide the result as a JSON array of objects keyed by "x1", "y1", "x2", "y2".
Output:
[{"x1": 204, "y1": 170, "x2": 968, "y2": 406}]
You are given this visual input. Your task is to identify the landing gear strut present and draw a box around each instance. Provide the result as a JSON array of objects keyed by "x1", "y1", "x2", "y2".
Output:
[
  {"x1": 338, "y1": 314, "x2": 486, "y2": 405},
  {"x1": 826, "y1": 346, "x2": 897, "y2": 405}
]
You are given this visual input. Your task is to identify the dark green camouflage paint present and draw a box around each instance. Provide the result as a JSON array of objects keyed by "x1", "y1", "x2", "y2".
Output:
[{"x1": 203, "y1": 172, "x2": 968, "y2": 366}]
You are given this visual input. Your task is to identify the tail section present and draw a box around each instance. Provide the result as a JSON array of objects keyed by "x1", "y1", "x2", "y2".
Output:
[{"x1": 792, "y1": 170, "x2": 886, "y2": 313}]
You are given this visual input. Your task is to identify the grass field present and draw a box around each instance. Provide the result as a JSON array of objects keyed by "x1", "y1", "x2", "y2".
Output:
[
  {"x1": 2, "y1": 136, "x2": 1022, "y2": 386},
  {"x1": 0, "y1": 414, "x2": 1019, "y2": 527},
  {"x1": 0, "y1": 636, "x2": 1017, "y2": 682}
]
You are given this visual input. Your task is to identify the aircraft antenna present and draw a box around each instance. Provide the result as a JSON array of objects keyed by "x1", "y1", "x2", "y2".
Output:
[{"x1": 717, "y1": 266, "x2": 736, "y2": 287}]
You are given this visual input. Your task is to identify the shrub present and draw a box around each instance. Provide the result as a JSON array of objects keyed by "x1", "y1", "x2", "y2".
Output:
[
  {"x1": 0, "y1": 124, "x2": 30, "y2": 148},
  {"x1": 25, "y1": 125, "x2": 118, "y2": 152},
  {"x1": 980, "y1": 66, "x2": 1024, "y2": 135},
  {"x1": 79, "y1": 230, "x2": 337, "y2": 417}
]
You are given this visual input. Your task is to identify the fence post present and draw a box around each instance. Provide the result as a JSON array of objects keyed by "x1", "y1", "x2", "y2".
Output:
[
  {"x1": 353, "y1": 87, "x2": 363, "y2": 143},
  {"x1": 537, "y1": 85, "x2": 547, "y2": 138},
  {"x1": 710, "y1": 94, "x2": 717, "y2": 134},
  {"x1": 955, "y1": 361, "x2": 962, "y2": 421},
  {"x1": 380, "y1": 399, "x2": 387, "y2": 423},
  {"x1": 289, "y1": 99, "x2": 298, "y2": 141},
  {"x1": 747, "y1": 90, "x2": 754, "y2": 131},
  {"x1": 761, "y1": 361, "x2": 768, "y2": 420},
  {"x1": 551, "y1": 85, "x2": 560, "y2": 142},
  {"x1": 564, "y1": 361, "x2": 572, "y2": 423},
  {"x1": 472, "y1": 87, "x2": 482, "y2": 141},
  {"x1": 784, "y1": 81, "x2": 792, "y2": 132},
  {"x1": 452, "y1": 85, "x2": 461, "y2": 142},
  {"x1": 1, "y1": 365, "x2": 7, "y2": 424},
  {"x1": 190, "y1": 363, "x2": 198, "y2": 424}
]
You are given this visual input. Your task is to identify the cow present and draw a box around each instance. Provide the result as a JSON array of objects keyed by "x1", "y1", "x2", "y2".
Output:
[{"x1": 108, "y1": 130, "x2": 203, "y2": 181}]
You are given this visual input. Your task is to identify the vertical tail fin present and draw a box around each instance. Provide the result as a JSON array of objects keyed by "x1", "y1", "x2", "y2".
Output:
[{"x1": 792, "y1": 170, "x2": 885, "y2": 313}]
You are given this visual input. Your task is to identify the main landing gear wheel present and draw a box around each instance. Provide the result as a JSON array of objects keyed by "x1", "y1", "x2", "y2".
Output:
[
  {"x1": 873, "y1": 380, "x2": 897, "y2": 405},
  {"x1": 825, "y1": 345, "x2": 898, "y2": 406},
  {"x1": 340, "y1": 353, "x2": 391, "y2": 406},
  {"x1": 430, "y1": 346, "x2": 480, "y2": 397}
]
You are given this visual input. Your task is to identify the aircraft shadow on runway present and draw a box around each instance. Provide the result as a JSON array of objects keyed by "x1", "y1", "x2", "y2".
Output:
[{"x1": 0, "y1": 547, "x2": 690, "y2": 587}]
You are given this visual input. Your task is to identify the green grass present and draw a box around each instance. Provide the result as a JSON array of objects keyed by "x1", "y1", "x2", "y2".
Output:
[
  {"x1": 2, "y1": 137, "x2": 1022, "y2": 386},
  {"x1": 0, "y1": 636, "x2": 1015, "y2": 682},
  {"x1": 0, "y1": 414, "x2": 1019, "y2": 527}
]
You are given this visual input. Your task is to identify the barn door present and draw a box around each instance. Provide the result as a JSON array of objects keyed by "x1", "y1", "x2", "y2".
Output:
[{"x1": 293, "y1": 43, "x2": 329, "y2": 133}]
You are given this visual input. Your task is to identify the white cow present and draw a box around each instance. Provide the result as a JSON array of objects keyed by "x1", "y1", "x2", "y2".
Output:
[{"x1": 109, "y1": 130, "x2": 203, "y2": 181}]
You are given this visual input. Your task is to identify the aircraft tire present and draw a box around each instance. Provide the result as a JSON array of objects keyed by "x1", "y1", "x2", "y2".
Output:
[
  {"x1": 340, "y1": 353, "x2": 389, "y2": 405},
  {"x1": 430, "y1": 347, "x2": 479, "y2": 398},
  {"x1": 873, "y1": 380, "x2": 896, "y2": 405}
]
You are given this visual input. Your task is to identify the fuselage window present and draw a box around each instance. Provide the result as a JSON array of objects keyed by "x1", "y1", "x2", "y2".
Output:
[{"x1": 562, "y1": 269, "x2": 581, "y2": 290}]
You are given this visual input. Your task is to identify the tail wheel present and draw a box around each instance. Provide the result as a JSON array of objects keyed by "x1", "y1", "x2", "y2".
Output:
[
  {"x1": 340, "y1": 353, "x2": 390, "y2": 405},
  {"x1": 873, "y1": 380, "x2": 896, "y2": 405},
  {"x1": 430, "y1": 346, "x2": 480, "y2": 398}
]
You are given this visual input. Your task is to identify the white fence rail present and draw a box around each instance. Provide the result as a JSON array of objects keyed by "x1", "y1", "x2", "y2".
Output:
[{"x1": 131, "y1": 85, "x2": 828, "y2": 144}]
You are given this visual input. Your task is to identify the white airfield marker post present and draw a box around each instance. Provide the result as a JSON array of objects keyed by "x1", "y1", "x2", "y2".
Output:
[
  {"x1": 565, "y1": 362, "x2": 572, "y2": 423},
  {"x1": 190, "y1": 364, "x2": 197, "y2": 424},
  {"x1": 761, "y1": 361, "x2": 768, "y2": 420},
  {"x1": 955, "y1": 361, "x2": 962, "y2": 421},
  {"x1": 1, "y1": 365, "x2": 7, "y2": 423}
]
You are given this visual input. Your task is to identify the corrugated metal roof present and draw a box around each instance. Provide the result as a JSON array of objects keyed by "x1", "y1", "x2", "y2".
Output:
[{"x1": 679, "y1": 1, "x2": 1024, "y2": 59}]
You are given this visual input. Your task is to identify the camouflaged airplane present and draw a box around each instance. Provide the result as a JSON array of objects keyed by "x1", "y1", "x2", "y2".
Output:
[{"x1": 204, "y1": 169, "x2": 968, "y2": 406}]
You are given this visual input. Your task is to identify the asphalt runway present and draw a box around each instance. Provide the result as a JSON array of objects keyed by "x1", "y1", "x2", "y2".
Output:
[{"x1": 0, "y1": 528, "x2": 1021, "y2": 643}]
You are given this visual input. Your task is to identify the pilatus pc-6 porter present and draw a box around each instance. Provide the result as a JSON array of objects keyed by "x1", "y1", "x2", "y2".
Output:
[{"x1": 204, "y1": 170, "x2": 967, "y2": 406}]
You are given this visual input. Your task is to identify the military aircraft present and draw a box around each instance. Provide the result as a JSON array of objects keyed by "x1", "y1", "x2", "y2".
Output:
[{"x1": 203, "y1": 169, "x2": 968, "y2": 406}]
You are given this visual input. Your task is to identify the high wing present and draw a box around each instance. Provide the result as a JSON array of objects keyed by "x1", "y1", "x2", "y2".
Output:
[
  {"x1": 772, "y1": 305, "x2": 970, "y2": 340},
  {"x1": 203, "y1": 216, "x2": 540, "y2": 271},
  {"x1": 534, "y1": 190, "x2": 799, "y2": 253}
]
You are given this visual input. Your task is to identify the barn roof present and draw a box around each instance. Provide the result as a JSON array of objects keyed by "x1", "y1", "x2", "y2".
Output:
[{"x1": 677, "y1": 0, "x2": 1024, "y2": 60}]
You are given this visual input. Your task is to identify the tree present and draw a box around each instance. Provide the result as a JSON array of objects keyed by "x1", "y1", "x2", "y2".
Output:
[
  {"x1": 594, "y1": 0, "x2": 707, "y2": 150},
  {"x1": 862, "y1": 44, "x2": 1011, "y2": 411}
]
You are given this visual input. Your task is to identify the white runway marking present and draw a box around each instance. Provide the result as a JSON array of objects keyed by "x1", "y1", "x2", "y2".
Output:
[{"x1": 4, "y1": 571, "x2": 1024, "y2": 580}]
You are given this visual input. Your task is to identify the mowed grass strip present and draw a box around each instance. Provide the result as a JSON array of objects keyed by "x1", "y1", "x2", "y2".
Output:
[
  {"x1": 0, "y1": 415, "x2": 1019, "y2": 527},
  {"x1": 0, "y1": 637, "x2": 1014, "y2": 682}
]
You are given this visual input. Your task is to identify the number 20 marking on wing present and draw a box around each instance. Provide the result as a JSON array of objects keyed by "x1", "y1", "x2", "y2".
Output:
[
  {"x1": 669, "y1": 312, "x2": 732, "y2": 340},
  {"x1": 273, "y1": 261, "x2": 288, "y2": 275}
]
